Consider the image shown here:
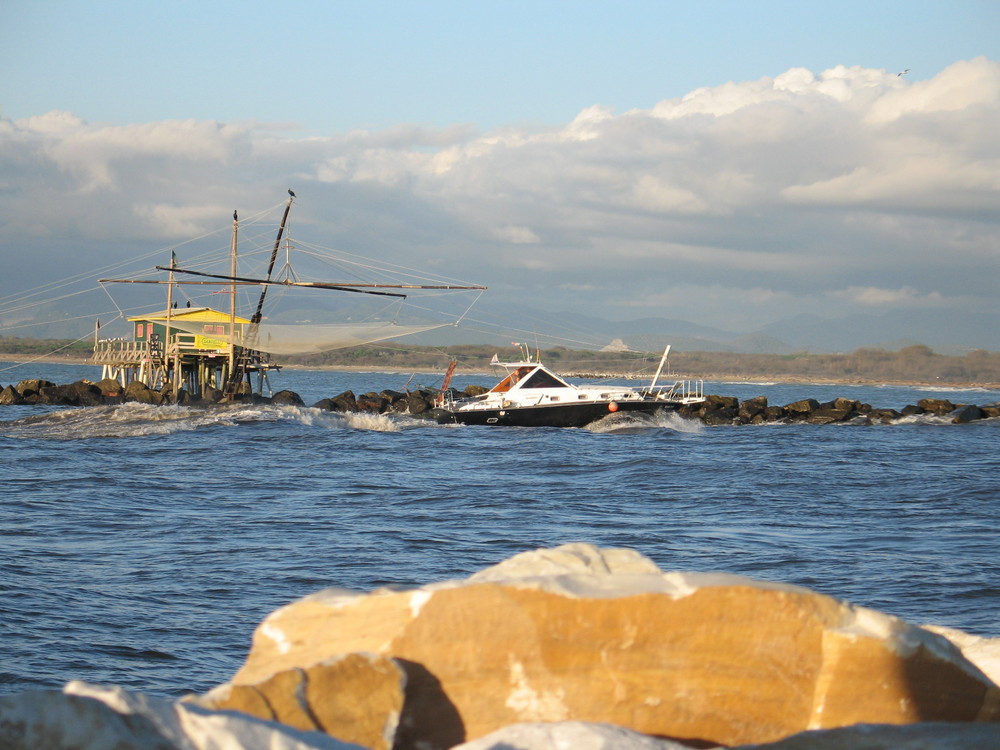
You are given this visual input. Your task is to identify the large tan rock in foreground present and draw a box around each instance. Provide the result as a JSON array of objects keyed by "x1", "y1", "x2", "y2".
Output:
[
  {"x1": 0, "y1": 681, "x2": 358, "y2": 750},
  {"x1": 221, "y1": 544, "x2": 999, "y2": 749}
]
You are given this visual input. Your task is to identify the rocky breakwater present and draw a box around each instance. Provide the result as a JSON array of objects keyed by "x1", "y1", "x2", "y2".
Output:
[
  {"x1": 681, "y1": 394, "x2": 1000, "y2": 426},
  {"x1": 4, "y1": 376, "x2": 999, "y2": 428},
  {"x1": 3, "y1": 544, "x2": 999, "y2": 750}
]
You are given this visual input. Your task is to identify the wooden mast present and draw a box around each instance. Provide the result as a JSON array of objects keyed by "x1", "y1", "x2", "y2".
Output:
[{"x1": 229, "y1": 210, "x2": 238, "y2": 388}]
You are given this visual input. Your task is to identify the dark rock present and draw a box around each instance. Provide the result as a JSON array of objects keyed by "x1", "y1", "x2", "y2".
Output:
[
  {"x1": 702, "y1": 394, "x2": 739, "y2": 411},
  {"x1": 868, "y1": 408, "x2": 902, "y2": 424},
  {"x1": 982, "y1": 402, "x2": 1000, "y2": 418},
  {"x1": 312, "y1": 398, "x2": 335, "y2": 411},
  {"x1": 379, "y1": 389, "x2": 406, "y2": 406},
  {"x1": 357, "y1": 395, "x2": 389, "y2": 412},
  {"x1": 123, "y1": 380, "x2": 163, "y2": 405},
  {"x1": 806, "y1": 407, "x2": 854, "y2": 424},
  {"x1": 199, "y1": 386, "x2": 224, "y2": 404},
  {"x1": 951, "y1": 404, "x2": 984, "y2": 424},
  {"x1": 900, "y1": 404, "x2": 923, "y2": 416},
  {"x1": 738, "y1": 396, "x2": 768, "y2": 422},
  {"x1": 784, "y1": 398, "x2": 820, "y2": 418},
  {"x1": 330, "y1": 390, "x2": 358, "y2": 412},
  {"x1": 37, "y1": 384, "x2": 80, "y2": 405},
  {"x1": 464, "y1": 385, "x2": 489, "y2": 397},
  {"x1": 15, "y1": 379, "x2": 54, "y2": 396},
  {"x1": 702, "y1": 406, "x2": 738, "y2": 425},
  {"x1": 271, "y1": 390, "x2": 305, "y2": 406},
  {"x1": 763, "y1": 406, "x2": 787, "y2": 422},
  {"x1": 408, "y1": 393, "x2": 432, "y2": 415},
  {"x1": 0, "y1": 385, "x2": 24, "y2": 405},
  {"x1": 95, "y1": 378, "x2": 123, "y2": 396},
  {"x1": 918, "y1": 398, "x2": 955, "y2": 416}
]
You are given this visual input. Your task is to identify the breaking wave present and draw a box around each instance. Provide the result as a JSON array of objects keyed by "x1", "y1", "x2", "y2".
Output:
[
  {"x1": 586, "y1": 410, "x2": 705, "y2": 435},
  {"x1": 0, "y1": 402, "x2": 401, "y2": 440}
]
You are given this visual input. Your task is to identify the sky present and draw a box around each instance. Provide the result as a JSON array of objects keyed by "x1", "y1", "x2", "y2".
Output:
[{"x1": 1, "y1": 0, "x2": 998, "y2": 348}]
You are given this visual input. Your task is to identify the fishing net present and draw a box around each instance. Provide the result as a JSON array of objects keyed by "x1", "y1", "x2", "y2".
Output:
[{"x1": 165, "y1": 319, "x2": 447, "y2": 355}]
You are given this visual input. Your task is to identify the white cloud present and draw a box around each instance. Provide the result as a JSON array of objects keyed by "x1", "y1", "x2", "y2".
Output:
[
  {"x1": 1, "y1": 57, "x2": 997, "y2": 336},
  {"x1": 827, "y1": 286, "x2": 946, "y2": 307}
]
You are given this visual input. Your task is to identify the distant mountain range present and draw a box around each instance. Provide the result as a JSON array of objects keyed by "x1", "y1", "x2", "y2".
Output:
[
  {"x1": 4, "y1": 299, "x2": 998, "y2": 356},
  {"x1": 406, "y1": 305, "x2": 1000, "y2": 355}
]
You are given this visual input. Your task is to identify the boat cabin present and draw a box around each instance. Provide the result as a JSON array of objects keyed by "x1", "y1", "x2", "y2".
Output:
[{"x1": 489, "y1": 363, "x2": 573, "y2": 393}]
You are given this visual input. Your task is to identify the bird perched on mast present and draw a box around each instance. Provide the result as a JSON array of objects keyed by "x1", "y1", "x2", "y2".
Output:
[{"x1": 288, "y1": 189, "x2": 296, "y2": 198}]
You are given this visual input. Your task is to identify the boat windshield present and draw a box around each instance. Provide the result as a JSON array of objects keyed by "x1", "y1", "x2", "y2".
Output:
[{"x1": 519, "y1": 368, "x2": 570, "y2": 389}]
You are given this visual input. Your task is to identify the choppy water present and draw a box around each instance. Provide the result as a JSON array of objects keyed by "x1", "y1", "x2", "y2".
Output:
[{"x1": 1, "y1": 361, "x2": 998, "y2": 699}]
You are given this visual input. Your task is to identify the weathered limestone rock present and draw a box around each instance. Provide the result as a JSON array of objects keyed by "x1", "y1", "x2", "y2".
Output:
[
  {"x1": 199, "y1": 652, "x2": 406, "y2": 750},
  {"x1": 734, "y1": 721, "x2": 1000, "y2": 749},
  {"x1": 225, "y1": 544, "x2": 1000, "y2": 749},
  {"x1": 923, "y1": 625, "x2": 1000, "y2": 686},
  {"x1": 452, "y1": 721, "x2": 693, "y2": 749},
  {"x1": 0, "y1": 680, "x2": 360, "y2": 750}
]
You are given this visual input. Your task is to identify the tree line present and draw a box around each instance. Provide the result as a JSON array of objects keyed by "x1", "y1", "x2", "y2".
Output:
[{"x1": 1, "y1": 337, "x2": 997, "y2": 385}]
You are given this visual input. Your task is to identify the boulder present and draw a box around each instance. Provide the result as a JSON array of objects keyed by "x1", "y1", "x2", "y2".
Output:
[
  {"x1": 701, "y1": 405, "x2": 738, "y2": 425},
  {"x1": 867, "y1": 408, "x2": 901, "y2": 424},
  {"x1": 951, "y1": 405, "x2": 984, "y2": 424},
  {"x1": 222, "y1": 544, "x2": 1000, "y2": 749},
  {"x1": 0, "y1": 680, "x2": 359, "y2": 750},
  {"x1": 923, "y1": 624, "x2": 1000, "y2": 686},
  {"x1": 733, "y1": 722, "x2": 1000, "y2": 749},
  {"x1": 738, "y1": 396, "x2": 768, "y2": 423},
  {"x1": 806, "y1": 406, "x2": 855, "y2": 424},
  {"x1": 14, "y1": 379, "x2": 54, "y2": 396},
  {"x1": 0, "y1": 384, "x2": 24, "y2": 405},
  {"x1": 199, "y1": 653, "x2": 405, "y2": 750},
  {"x1": 918, "y1": 398, "x2": 955, "y2": 416},
  {"x1": 407, "y1": 393, "x2": 432, "y2": 415},
  {"x1": 452, "y1": 721, "x2": 691, "y2": 749},
  {"x1": 784, "y1": 398, "x2": 820, "y2": 418},
  {"x1": 454, "y1": 720, "x2": 1000, "y2": 750},
  {"x1": 330, "y1": 391, "x2": 358, "y2": 412},
  {"x1": 357, "y1": 394, "x2": 390, "y2": 413},
  {"x1": 123, "y1": 381, "x2": 163, "y2": 405},
  {"x1": 95, "y1": 377, "x2": 123, "y2": 396},
  {"x1": 272, "y1": 389, "x2": 306, "y2": 407},
  {"x1": 380, "y1": 389, "x2": 407, "y2": 406},
  {"x1": 981, "y1": 402, "x2": 1000, "y2": 418},
  {"x1": 464, "y1": 385, "x2": 489, "y2": 397}
]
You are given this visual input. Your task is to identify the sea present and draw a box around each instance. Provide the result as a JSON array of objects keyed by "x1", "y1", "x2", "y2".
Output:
[{"x1": 1, "y1": 360, "x2": 998, "y2": 700}]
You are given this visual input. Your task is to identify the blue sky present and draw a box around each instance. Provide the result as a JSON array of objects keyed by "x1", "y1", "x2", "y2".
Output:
[
  {"x1": 1, "y1": 1, "x2": 998, "y2": 351},
  {"x1": 3, "y1": 1, "x2": 995, "y2": 132}
]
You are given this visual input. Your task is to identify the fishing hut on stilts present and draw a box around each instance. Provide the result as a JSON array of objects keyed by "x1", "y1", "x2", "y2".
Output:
[{"x1": 90, "y1": 191, "x2": 487, "y2": 402}]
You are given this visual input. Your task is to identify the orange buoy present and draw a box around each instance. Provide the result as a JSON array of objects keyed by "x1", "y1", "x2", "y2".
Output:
[{"x1": 608, "y1": 401, "x2": 619, "y2": 412}]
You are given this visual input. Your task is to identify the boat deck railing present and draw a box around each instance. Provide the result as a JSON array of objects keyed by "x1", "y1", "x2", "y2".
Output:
[{"x1": 646, "y1": 379, "x2": 705, "y2": 402}]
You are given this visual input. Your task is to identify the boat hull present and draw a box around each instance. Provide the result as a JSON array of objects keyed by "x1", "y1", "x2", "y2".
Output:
[{"x1": 435, "y1": 399, "x2": 680, "y2": 428}]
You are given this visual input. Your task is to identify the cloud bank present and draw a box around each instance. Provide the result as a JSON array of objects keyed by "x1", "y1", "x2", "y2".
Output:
[{"x1": 1, "y1": 58, "x2": 997, "y2": 334}]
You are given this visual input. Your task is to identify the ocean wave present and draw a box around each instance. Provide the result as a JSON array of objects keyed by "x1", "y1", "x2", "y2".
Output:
[
  {"x1": 0, "y1": 402, "x2": 402, "y2": 439},
  {"x1": 586, "y1": 410, "x2": 705, "y2": 435}
]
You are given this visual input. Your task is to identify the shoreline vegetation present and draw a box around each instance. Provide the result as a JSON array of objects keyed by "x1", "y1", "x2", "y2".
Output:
[{"x1": 1, "y1": 337, "x2": 998, "y2": 389}]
